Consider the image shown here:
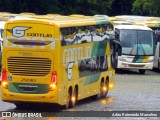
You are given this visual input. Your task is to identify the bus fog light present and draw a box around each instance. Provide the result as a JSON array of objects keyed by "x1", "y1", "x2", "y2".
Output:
[
  {"x1": 49, "y1": 83, "x2": 56, "y2": 91},
  {"x1": 2, "y1": 81, "x2": 8, "y2": 89}
]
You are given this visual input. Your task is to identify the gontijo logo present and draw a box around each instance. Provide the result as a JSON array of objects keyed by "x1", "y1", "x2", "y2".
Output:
[{"x1": 7, "y1": 26, "x2": 31, "y2": 38}]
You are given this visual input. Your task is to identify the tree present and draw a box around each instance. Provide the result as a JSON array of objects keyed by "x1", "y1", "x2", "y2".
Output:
[
  {"x1": 0, "y1": 0, "x2": 114, "y2": 15},
  {"x1": 132, "y1": 0, "x2": 160, "y2": 16},
  {"x1": 57, "y1": 0, "x2": 114, "y2": 15},
  {"x1": 111, "y1": 0, "x2": 134, "y2": 16}
]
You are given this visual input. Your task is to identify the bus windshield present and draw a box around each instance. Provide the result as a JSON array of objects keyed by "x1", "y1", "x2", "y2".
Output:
[{"x1": 120, "y1": 30, "x2": 153, "y2": 56}]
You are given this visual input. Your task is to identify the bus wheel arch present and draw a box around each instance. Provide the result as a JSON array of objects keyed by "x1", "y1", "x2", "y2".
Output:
[
  {"x1": 139, "y1": 69, "x2": 146, "y2": 74},
  {"x1": 92, "y1": 77, "x2": 106, "y2": 99}
]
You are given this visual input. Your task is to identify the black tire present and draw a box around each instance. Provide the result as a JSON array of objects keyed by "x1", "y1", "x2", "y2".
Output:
[
  {"x1": 65, "y1": 88, "x2": 77, "y2": 109},
  {"x1": 102, "y1": 80, "x2": 109, "y2": 98},
  {"x1": 92, "y1": 80, "x2": 108, "y2": 99},
  {"x1": 139, "y1": 69, "x2": 146, "y2": 74},
  {"x1": 70, "y1": 88, "x2": 77, "y2": 108},
  {"x1": 14, "y1": 103, "x2": 30, "y2": 109},
  {"x1": 65, "y1": 90, "x2": 71, "y2": 109},
  {"x1": 158, "y1": 61, "x2": 160, "y2": 72}
]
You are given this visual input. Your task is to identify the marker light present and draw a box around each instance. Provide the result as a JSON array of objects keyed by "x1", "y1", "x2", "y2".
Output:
[
  {"x1": 9, "y1": 20, "x2": 14, "y2": 23},
  {"x1": 102, "y1": 86, "x2": 107, "y2": 91},
  {"x1": 109, "y1": 84, "x2": 114, "y2": 89},
  {"x1": 71, "y1": 97, "x2": 76, "y2": 102}
]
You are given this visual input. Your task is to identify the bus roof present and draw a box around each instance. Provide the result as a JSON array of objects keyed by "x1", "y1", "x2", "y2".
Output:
[
  {"x1": 114, "y1": 25, "x2": 153, "y2": 31},
  {"x1": 8, "y1": 15, "x2": 111, "y2": 28}
]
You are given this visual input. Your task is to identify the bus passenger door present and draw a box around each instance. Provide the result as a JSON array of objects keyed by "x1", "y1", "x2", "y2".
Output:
[{"x1": 154, "y1": 34, "x2": 160, "y2": 69}]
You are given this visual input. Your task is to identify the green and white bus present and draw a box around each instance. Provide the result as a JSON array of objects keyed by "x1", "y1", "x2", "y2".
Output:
[{"x1": 114, "y1": 25, "x2": 154, "y2": 74}]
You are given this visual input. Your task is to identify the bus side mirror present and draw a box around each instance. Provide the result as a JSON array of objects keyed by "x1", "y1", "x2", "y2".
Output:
[
  {"x1": 112, "y1": 40, "x2": 122, "y2": 56},
  {"x1": 115, "y1": 28, "x2": 120, "y2": 40},
  {"x1": 157, "y1": 34, "x2": 160, "y2": 42}
]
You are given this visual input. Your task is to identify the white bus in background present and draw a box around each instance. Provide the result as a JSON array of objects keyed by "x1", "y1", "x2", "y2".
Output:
[
  {"x1": 145, "y1": 18, "x2": 160, "y2": 71},
  {"x1": 0, "y1": 20, "x2": 5, "y2": 84},
  {"x1": 0, "y1": 21, "x2": 5, "y2": 66},
  {"x1": 114, "y1": 25, "x2": 154, "y2": 74},
  {"x1": 153, "y1": 32, "x2": 160, "y2": 70}
]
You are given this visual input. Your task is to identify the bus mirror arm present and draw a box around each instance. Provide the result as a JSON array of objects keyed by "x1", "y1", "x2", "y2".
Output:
[{"x1": 112, "y1": 40, "x2": 122, "y2": 56}]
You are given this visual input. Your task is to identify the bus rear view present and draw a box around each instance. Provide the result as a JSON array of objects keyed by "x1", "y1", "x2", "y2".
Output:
[
  {"x1": 1, "y1": 18, "x2": 59, "y2": 105},
  {"x1": 115, "y1": 25, "x2": 154, "y2": 74}
]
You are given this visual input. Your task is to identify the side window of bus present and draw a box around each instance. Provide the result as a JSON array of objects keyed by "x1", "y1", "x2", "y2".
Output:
[
  {"x1": 95, "y1": 25, "x2": 103, "y2": 36},
  {"x1": 91, "y1": 25, "x2": 103, "y2": 42},
  {"x1": 60, "y1": 25, "x2": 113, "y2": 45},
  {"x1": 77, "y1": 26, "x2": 91, "y2": 44},
  {"x1": 60, "y1": 27, "x2": 77, "y2": 46},
  {"x1": 79, "y1": 55, "x2": 108, "y2": 78},
  {"x1": 92, "y1": 24, "x2": 114, "y2": 42},
  {"x1": 60, "y1": 28, "x2": 66, "y2": 46}
]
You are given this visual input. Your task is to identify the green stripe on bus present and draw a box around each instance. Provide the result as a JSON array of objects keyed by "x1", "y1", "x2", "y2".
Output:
[
  {"x1": 91, "y1": 42, "x2": 99, "y2": 57},
  {"x1": 154, "y1": 24, "x2": 160, "y2": 27},
  {"x1": 97, "y1": 40, "x2": 108, "y2": 56},
  {"x1": 83, "y1": 73, "x2": 101, "y2": 85},
  {"x1": 91, "y1": 40, "x2": 108, "y2": 57},
  {"x1": 95, "y1": 18, "x2": 109, "y2": 25},
  {"x1": 132, "y1": 56, "x2": 144, "y2": 63},
  {"x1": 8, "y1": 83, "x2": 49, "y2": 94}
]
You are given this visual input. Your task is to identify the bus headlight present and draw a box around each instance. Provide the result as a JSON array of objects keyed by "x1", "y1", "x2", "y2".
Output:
[
  {"x1": 119, "y1": 58, "x2": 126, "y2": 62},
  {"x1": 148, "y1": 60, "x2": 154, "y2": 63}
]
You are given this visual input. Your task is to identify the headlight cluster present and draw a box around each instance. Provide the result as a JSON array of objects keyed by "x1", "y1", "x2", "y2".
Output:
[{"x1": 119, "y1": 58, "x2": 126, "y2": 62}]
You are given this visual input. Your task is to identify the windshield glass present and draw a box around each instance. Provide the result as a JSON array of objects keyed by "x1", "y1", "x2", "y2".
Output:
[{"x1": 120, "y1": 30, "x2": 153, "y2": 56}]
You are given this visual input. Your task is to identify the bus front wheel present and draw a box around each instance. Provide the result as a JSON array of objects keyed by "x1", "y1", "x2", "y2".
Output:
[{"x1": 139, "y1": 69, "x2": 146, "y2": 74}]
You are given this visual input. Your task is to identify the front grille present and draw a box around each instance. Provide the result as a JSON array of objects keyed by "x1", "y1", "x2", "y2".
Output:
[{"x1": 7, "y1": 57, "x2": 51, "y2": 76}]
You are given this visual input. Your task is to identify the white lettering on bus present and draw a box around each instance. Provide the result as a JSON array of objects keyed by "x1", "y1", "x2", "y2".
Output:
[
  {"x1": 12, "y1": 27, "x2": 30, "y2": 38},
  {"x1": 4, "y1": 36, "x2": 56, "y2": 49},
  {"x1": 68, "y1": 62, "x2": 74, "y2": 80},
  {"x1": 63, "y1": 46, "x2": 92, "y2": 67}
]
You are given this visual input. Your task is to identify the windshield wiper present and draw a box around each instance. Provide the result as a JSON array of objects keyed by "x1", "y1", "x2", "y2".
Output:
[{"x1": 138, "y1": 41, "x2": 146, "y2": 55}]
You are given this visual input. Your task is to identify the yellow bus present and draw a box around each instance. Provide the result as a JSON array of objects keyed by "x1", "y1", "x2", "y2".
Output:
[{"x1": 1, "y1": 15, "x2": 121, "y2": 108}]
